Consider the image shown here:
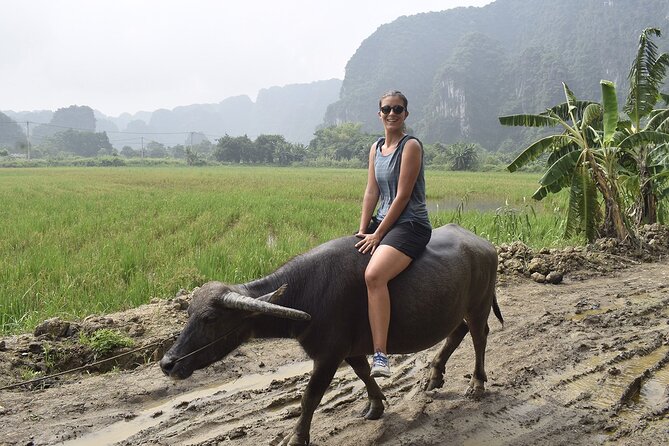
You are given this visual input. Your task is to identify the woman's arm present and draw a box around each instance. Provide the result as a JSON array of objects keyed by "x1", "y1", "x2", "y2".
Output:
[{"x1": 357, "y1": 142, "x2": 380, "y2": 234}]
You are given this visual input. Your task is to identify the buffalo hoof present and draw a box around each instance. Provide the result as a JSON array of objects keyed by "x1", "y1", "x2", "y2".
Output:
[
  {"x1": 465, "y1": 380, "x2": 485, "y2": 399},
  {"x1": 424, "y1": 376, "x2": 444, "y2": 391},
  {"x1": 361, "y1": 398, "x2": 385, "y2": 420},
  {"x1": 278, "y1": 433, "x2": 310, "y2": 446}
]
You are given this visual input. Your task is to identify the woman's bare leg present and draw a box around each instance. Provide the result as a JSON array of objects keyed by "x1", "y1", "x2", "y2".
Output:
[{"x1": 364, "y1": 245, "x2": 413, "y2": 352}]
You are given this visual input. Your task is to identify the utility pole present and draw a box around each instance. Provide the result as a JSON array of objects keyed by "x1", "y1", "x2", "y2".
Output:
[
  {"x1": 26, "y1": 121, "x2": 31, "y2": 160},
  {"x1": 141, "y1": 136, "x2": 144, "y2": 160}
]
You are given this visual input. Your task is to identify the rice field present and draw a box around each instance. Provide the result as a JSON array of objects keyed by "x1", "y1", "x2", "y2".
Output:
[{"x1": 0, "y1": 166, "x2": 570, "y2": 333}]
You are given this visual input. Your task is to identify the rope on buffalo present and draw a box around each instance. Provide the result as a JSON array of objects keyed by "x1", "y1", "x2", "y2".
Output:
[
  {"x1": 170, "y1": 323, "x2": 243, "y2": 364},
  {"x1": 0, "y1": 334, "x2": 178, "y2": 391}
]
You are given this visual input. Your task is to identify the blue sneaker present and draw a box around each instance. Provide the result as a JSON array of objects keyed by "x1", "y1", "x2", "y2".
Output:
[{"x1": 370, "y1": 351, "x2": 391, "y2": 378}]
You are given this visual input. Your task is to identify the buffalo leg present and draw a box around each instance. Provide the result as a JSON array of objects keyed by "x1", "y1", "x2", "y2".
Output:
[
  {"x1": 424, "y1": 321, "x2": 469, "y2": 391},
  {"x1": 465, "y1": 319, "x2": 490, "y2": 398},
  {"x1": 281, "y1": 358, "x2": 340, "y2": 446},
  {"x1": 345, "y1": 355, "x2": 386, "y2": 419}
]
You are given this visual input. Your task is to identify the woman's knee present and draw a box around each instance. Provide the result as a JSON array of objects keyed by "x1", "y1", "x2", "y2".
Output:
[{"x1": 365, "y1": 266, "x2": 389, "y2": 288}]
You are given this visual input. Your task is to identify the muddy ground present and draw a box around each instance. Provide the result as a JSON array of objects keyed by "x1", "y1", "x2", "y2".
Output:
[{"x1": 2, "y1": 226, "x2": 669, "y2": 446}]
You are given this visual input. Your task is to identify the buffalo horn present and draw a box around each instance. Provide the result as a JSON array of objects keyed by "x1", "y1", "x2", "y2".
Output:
[{"x1": 221, "y1": 286, "x2": 310, "y2": 321}]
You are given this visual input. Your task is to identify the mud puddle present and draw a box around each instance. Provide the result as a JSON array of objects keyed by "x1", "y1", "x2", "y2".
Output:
[{"x1": 63, "y1": 360, "x2": 313, "y2": 446}]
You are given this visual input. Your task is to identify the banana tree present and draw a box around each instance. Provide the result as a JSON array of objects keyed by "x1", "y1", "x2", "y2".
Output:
[
  {"x1": 617, "y1": 28, "x2": 669, "y2": 224},
  {"x1": 499, "y1": 82, "x2": 631, "y2": 242}
]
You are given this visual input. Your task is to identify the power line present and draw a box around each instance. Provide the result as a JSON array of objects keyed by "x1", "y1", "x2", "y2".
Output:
[{"x1": 4, "y1": 120, "x2": 213, "y2": 138}]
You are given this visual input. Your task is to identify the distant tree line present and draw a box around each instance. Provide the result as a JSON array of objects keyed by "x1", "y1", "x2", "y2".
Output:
[{"x1": 2, "y1": 111, "x2": 508, "y2": 171}]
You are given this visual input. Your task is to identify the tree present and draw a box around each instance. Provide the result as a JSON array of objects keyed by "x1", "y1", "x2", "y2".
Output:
[
  {"x1": 171, "y1": 144, "x2": 187, "y2": 159},
  {"x1": 615, "y1": 28, "x2": 669, "y2": 225},
  {"x1": 146, "y1": 141, "x2": 168, "y2": 158},
  {"x1": 446, "y1": 142, "x2": 481, "y2": 171},
  {"x1": 120, "y1": 146, "x2": 137, "y2": 158},
  {"x1": 44, "y1": 129, "x2": 113, "y2": 157},
  {"x1": 185, "y1": 147, "x2": 206, "y2": 166},
  {"x1": 255, "y1": 134, "x2": 286, "y2": 164},
  {"x1": 213, "y1": 135, "x2": 253, "y2": 163},
  {"x1": 308, "y1": 123, "x2": 376, "y2": 162},
  {"x1": 499, "y1": 82, "x2": 631, "y2": 242}
]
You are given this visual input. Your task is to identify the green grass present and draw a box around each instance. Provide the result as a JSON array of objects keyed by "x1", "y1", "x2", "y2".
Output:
[
  {"x1": 0, "y1": 166, "x2": 570, "y2": 334},
  {"x1": 79, "y1": 329, "x2": 135, "y2": 356}
]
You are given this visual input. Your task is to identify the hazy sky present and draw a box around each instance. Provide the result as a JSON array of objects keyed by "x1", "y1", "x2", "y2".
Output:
[{"x1": 2, "y1": 0, "x2": 492, "y2": 116}]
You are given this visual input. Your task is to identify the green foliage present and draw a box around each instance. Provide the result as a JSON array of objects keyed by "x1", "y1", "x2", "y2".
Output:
[
  {"x1": 79, "y1": 329, "x2": 134, "y2": 356},
  {"x1": 213, "y1": 134, "x2": 253, "y2": 163},
  {"x1": 445, "y1": 142, "x2": 481, "y2": 171},
  {"x1": 500, "y1": 82, "x2": 631, "y2": 241},
  {"x1": 491, "y1": 201, "x2": 537, "y2": 246},
  {"x1": 146, "y1": 141, "x2": 168, "y2": 158},
  {"x1": 500, "y1": 27, "x2": 669, "y2": 239},
  {"x1": 308, "y1": 123, "x2": 377, "y2": 163},
  {"x1": 612, "y1": 28, "x2": 669, "y2": 225},
  {"x1": 120, "y1": 146, "x2": 138, "y2": 158},
  {"x1": 185, "y1": 147, "x2": 206, "y2": 166},
  {"x1": 39, "y1": 129, "x2": 113, "y2": 157}
]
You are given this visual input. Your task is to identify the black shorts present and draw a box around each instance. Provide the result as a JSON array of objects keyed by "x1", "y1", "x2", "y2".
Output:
[{"x1": 366, "y1": 218, "x2": 432, "y2": 259}]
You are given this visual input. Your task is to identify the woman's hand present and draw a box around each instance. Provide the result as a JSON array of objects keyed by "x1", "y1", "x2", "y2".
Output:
[{"x1": 355, "y1": 232, "x2": 381, "y2": 254}]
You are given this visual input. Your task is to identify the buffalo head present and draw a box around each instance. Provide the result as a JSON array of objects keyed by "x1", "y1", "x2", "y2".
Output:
[{"x1": 160, "y1": 281, "x2": 310, "y2": 380}]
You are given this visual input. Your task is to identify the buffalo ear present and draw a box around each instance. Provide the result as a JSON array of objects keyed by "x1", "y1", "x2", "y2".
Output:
[{"x1": 258, "y1": 284, "x2": 288, "y2": 304}]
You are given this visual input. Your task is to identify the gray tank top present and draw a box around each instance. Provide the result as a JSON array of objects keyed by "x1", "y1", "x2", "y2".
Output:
[{"x1": 374, "y1": 134, "x2": 430, "y2": 227}]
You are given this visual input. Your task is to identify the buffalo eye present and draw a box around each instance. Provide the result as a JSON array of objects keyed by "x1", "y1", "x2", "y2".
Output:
[{"x1": 201, "y1": 311, "x2": 219, "y2": 323}]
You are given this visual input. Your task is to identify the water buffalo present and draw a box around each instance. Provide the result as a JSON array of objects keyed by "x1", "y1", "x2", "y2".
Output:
[{"x1": 160, "y1": 223, "x2": 502, "y2": 445}]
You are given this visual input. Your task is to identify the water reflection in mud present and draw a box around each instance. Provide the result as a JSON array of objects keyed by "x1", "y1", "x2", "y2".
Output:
[{"x1": 63, "y1": 360, "x2": 313, "y2": 446}]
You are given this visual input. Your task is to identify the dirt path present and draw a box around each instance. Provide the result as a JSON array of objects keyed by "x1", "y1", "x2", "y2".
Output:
[{"x1": 2, "y1": 258, "x2": 669, "y2": 445}]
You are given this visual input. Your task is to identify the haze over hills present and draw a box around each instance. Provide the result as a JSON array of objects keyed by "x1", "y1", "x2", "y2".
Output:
[
  {"x1": 3, "y1": 0, "x2": 669, "y2": 153},
  {"x1": 326, "y1": 0, "x2": 669, "y2": 151},
  {"x1": 3, "y1": 79, "x2": 342, "y2": 148}
]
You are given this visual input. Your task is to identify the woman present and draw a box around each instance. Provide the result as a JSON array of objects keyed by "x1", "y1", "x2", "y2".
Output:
[{"x1": 355, "y1": 90, "x2": 432, "y2": 378}]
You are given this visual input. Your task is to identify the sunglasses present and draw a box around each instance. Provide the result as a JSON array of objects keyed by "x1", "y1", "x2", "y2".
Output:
[{"x1": 380, "y1": 105, "x2": 406, "y2": 115}]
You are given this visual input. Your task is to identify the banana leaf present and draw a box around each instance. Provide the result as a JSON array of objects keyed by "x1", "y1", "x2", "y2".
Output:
[
  {"x1": 539, "y1": 149, "x2": 582, "y2": 188},
  {"x1": 600, "y1": 80, "x2": 619, "y2": 145},
  {"x1": 506, "y1": 135, "x2": 570, "y2": 172},
  {"x1": 619, "y1": 131, "x2": 669, "y2": 149},
  {"x1": 498, "y1": 114, "x2": 560, "y2": 127}
]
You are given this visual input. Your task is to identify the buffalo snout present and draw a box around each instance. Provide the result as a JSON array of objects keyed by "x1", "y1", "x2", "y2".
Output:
[
  {"x1": 159, "y1": 354, "x2": 192, "y2": 379},
  {"x1": 159, "y1": 355, "x2": 175, "y2": 376}
]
